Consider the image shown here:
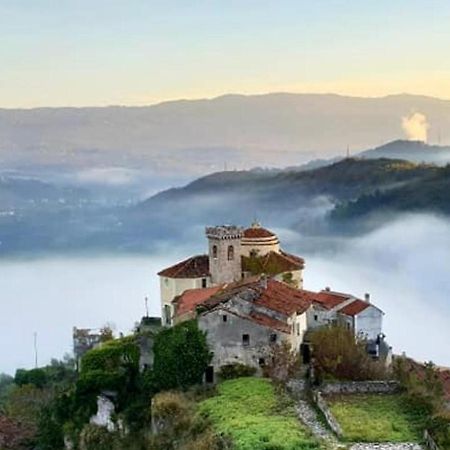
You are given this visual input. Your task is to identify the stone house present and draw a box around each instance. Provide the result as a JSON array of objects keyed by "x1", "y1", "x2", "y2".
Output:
[{"x1": 175, "y1": 276, "x2": 311, "y2": 381}]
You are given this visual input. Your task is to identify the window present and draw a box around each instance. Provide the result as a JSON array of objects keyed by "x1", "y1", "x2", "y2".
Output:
[
  {"x1": 227, "y1": 245, "x2": 234, "y2": 260},
  {"x1": 212, "y1": 245, "x2": 218, "y2": 259},
  {"x1": 242, "y1": 334, "x2": 250, "y2": 346},
  {"x1": 296, "y1": 323, "x2": 300, "y2": 336},
  {"x1": 222, "y1": 314, "x2": 228, "y2": 323},
  {"x1": 314, "y1": 314, "x2": 318, "y2": 321},
  {"x1": 258, "y1": 358, "x2": 266, "y2": 367},
  {"x1": 202, "y1": 278, "x2": 207, "y2": 288},
  {"x1": 270, "y1": 333, "x2": 277, "y2": 343},
  {"x1": 164, "y1": 304, "x2": 172, "y2": 326}
]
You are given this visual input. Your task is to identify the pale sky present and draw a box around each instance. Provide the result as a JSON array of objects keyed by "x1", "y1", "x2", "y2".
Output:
[{"x1": 2, "y1": 0, "x2": 450, "y2": 108}]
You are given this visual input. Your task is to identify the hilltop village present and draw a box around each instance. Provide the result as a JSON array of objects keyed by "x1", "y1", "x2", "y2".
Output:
[
  {"x1": 3, "y1": 223, "x2": 449, "y2": 450},
  {"x1": 156, "y1": 222, "x2": 390, "y2": 381}
]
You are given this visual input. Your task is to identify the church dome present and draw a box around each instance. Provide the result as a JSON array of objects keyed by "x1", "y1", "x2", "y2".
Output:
[
  {"x1": 241, "y1": 222, "x2": 280, "y2": 256},
  {"x1": 243, "y1": 224, "x2": 276, "y2": 239}
]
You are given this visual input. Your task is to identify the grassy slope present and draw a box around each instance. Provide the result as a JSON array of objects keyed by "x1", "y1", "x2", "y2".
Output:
[
  {"x1": 327, "y1": 393, "x2": 428, "y2": 443},
  {"x1": 198, "y1": 377, "x2": 321, "y2": 450}
]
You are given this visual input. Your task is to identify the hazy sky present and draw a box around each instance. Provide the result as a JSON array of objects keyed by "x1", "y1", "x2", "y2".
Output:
[{"x1": 2, "y1": 0, "x2": 450, "y2": 107}]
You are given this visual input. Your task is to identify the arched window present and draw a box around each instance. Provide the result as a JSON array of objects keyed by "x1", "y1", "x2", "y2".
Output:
[
  {"x1": 212, "y1": 245, "x2": 218, "y2": 259},
  {"x1": 227, "y1": 245, "x2": 234, "y2": 261}
]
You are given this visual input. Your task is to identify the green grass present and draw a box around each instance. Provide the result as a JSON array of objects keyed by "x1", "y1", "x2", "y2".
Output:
[
  {"x1": 198, "y1": 377, "x2": 321, "y2": 450},
  {"x1": 327, "y1": 393, "x2": 428, "y2": 443}
]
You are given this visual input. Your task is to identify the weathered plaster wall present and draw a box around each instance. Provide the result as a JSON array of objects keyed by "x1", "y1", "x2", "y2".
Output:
[{"x1": 198, "y1": 307, "x2": 289, "y2": 373}]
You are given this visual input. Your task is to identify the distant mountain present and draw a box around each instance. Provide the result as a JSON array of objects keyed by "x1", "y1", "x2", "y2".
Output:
[
  {"x1": 2, "y1": 93, "x2": 450, "y2": 177},
  {"x1": 0, "y1": 156, "x2": 448, "y2": 254},
  {"x1": 0, "y1": 175, "x2": 90, "y2": 211},
  {"x1": 128, "y1": 158, "x2": 443, "y2": 245},
  {"x1": 359, "y1": 140, "x2": 450, "y2": 165},
  {"x1": 332, "y1": 165, "x2": 450, "y2": 223}
]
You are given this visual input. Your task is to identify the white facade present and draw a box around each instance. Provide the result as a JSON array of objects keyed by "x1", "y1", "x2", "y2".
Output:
[
  {"x1": 240, "y1": 235, "x2": 281, "y2": 257},
  {"x1": 159, "y1": 276, "x2": 210, "y2": 325},
  {"x1": 354, "y1": 305, "x2": 383, "y2": 341}
]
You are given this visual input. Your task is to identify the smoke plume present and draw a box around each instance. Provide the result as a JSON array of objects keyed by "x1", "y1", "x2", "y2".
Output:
[{"x1": 402, "y1": 112, "x2": 429, "y2": 142}]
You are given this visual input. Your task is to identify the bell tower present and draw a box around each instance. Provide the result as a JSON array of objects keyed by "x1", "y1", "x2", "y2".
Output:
[{"x1": 206, "y1": 225, "x2": 244, "y2": 285}]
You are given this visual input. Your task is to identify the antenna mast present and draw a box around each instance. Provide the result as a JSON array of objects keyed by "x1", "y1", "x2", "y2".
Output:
[
  {"x1": 144, "y1": 297, "x2": 149, "y2": 317},
  {"x1": 33, "y1": 332, "x2": 38, "y2": 368}
]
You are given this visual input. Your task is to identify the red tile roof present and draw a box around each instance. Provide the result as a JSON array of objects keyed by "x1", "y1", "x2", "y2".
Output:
[
  {"x1": 174, "y1": 285, "x2": 223, "y2": 316},
  {"x1": 247, "y1": 311, "x2": 290, "y2": 333},
  {"x1": 314, "y1": 290, "x2": 353, "y2": 310},
  {"x1": 203, "y1": 277, "x2": 312, "y2": 316},
  {"x1": 257, "y1": 279, "x2": 312, "y2": 315},
  {"x1": 243, "y1": 226, "x2": 276, "y2": 238},
  {"x1": 339, "y1": 299, "x2": 371, "y2": 316},
  {"x1": 158, "y1": 255, "x2": 209, "y2": 279}
]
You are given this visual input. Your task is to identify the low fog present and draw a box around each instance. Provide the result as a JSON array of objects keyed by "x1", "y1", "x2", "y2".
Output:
[{"x1": 0, "y1": 214, "x2": 449, "y2": 374}]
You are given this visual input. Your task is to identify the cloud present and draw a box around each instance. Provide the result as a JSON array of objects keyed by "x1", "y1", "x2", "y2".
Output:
[
  {"x1": 76, "y1": 167, "x2": 141, "y2": 186},
  {"x1": 402, "y1": 112, "x2": 429, "y2": 142},
  {"x1": 303, "y1": 214, "x2": 450, "y2": 365}
]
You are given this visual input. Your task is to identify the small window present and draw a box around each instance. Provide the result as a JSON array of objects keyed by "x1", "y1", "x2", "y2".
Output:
[
  {"x1": 314, "y1": 314, "x2": 318, "y2": 321},
  {"x1": 164, "y1": 304, "x2": 172, "y2": 326},
  {"x1": 258, "y1": 358, "x2": 265, "y2": 367},
  {"x1": 212, "y1": 245, "x2": 218, "y2": 259},
  {"x1": 296, "y1": 323, "x2": 300, "y2": 336},
  {"x1": 227, "y1": 245, "x2": 234, "y2": 261},
  {"x1": 222, "y1": 314, "x2": 228, "y2": 323},
  {"x1": 270, "y1": 333, "x2": 277, "y2": 343},
  {"x1": 242, "y1": 334, "x2": 250, "y2": 346},
  {"x1": 202, "y1": 278, "x2": 207, "y2": 288}
]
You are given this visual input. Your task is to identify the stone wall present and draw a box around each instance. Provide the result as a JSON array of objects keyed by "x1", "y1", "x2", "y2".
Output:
[
  {"x1": 312, "y1": 390, "x2": 343, "y2": 438},
  {"x1": 320, "y1": 380, "x2": 400, "y2": 395}
]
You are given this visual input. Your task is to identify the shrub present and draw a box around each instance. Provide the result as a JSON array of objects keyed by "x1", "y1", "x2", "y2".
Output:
[
  {"x1": 263, "y1": 341, "x2": 301, "y2": 385},
  {"x1": 310, "y1": 325, "x2": 386, "y2": 381},
  {"x1": 79, "y1": 424, "x2": 117, "y2": 450},
  {"x1": 77, "y1": 337, "x2": 140, "y2": 407},
  {"x1": 152, "y1": 391, "x2": 192, "y2": 434},
  {"x1": 15, "y1": 368, "x2": 48, "y2": 389},
  {"x1": 153, "y1": 320, "x2": 211, "y2": 390},
  {"x1": 218, "y1": 363, "x2": 256, "y2": 380}
]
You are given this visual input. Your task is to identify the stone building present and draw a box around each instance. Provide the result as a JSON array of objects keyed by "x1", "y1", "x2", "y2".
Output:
[
  {"x1": 175, "y1": 276, "x2": 311, "y2": 381},
  {"x1": 158, "y1": 222, "x2": 304, "y2": 326},
  {"x1": 157, "y1": 222, "x2": 387, "y2": 380},
  {"x1": 306, "y1": 288, "x2": 384, "y2": 341}
]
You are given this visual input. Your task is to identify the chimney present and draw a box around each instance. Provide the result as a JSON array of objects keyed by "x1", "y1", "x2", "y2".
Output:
[
  {"x1": 325, "y1": 286, "x2": 331, "y2": 292},
  {"x1": 260, "y1": 274, "x2": 268, "y2": 290},
  {"x1": 364, "y1": 293, "x2": 370, "y2": 303}
]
